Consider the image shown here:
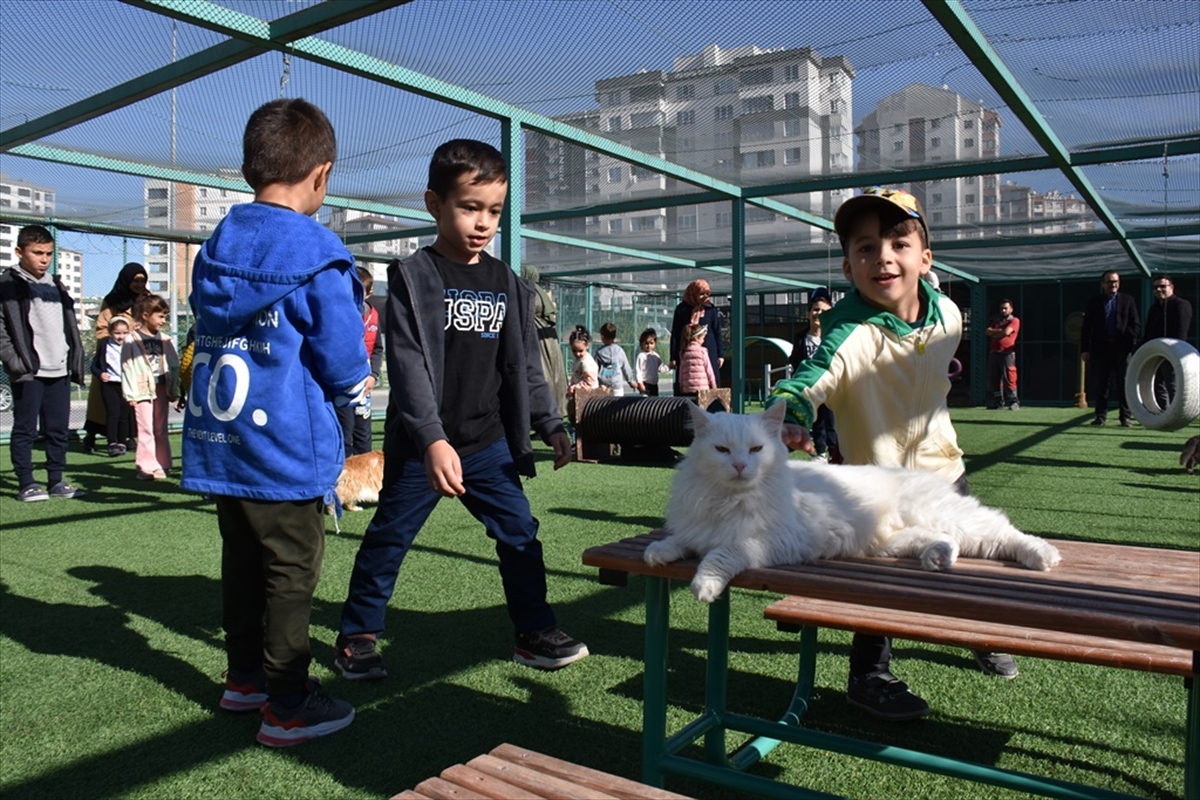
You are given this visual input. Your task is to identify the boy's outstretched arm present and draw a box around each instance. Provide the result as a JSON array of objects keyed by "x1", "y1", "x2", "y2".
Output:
[
  {"x1": 549, "y1": 431, "x2": 571, "y2": 470},
  {"x1": 781, "y1": 423, "x2": 815, "y2": 455}
]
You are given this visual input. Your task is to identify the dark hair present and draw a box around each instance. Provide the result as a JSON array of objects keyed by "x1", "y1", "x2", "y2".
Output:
[
  {"x1": 568, "y1": 324, "x2": 590, "y2": 345},
  {"x1": 428, "y1": 139, "x2": 507, "y2": 199},
  {"x1": 1153, "y1": 274, "x2": 1173, "y2": 286},
  {"x1": 356, "y1": 265, "x2": 374, "y2": 294},
  {"x1": 1100, "y1": 269, "x2": 1120, "y2": 281},
  {"x1": 839, "y1": 216, "x2": 927, "y2": 257},
  {"x1": 639, "y1": 328, "x2": 657, "y2": 345},
  {"x1": 16, "y1": 225, "x2": 53, "y2": 249},
  {"x1": 242, "y1": 98, "x2": 336, "y2": 191},
  {"x1": 133, "y1": 293, "x2": 170, "y2": 320},
  {"x1": 599, "y1": 322, "x2": 617, "y2": 340},
  {"x1": 1000, "y1": 298, "x2": 1014, "y2": 307}
]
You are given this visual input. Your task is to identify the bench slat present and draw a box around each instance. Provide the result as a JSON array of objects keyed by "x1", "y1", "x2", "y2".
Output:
[
  {"x1": 464, "y1": 754, "x2": 621, "y2": 800},
  {"x1": 437, "y1": 764, "x2": 543, "y2": 800},
  {"x1": 489, "y1": 743, "x2": 693, "y2": 800},
  {"x1": 410, "y1": 776, "x2": 489, "y2": 800},
  {"x1": 765, "y1": 596, "x2": 1194, "y2": 677}
]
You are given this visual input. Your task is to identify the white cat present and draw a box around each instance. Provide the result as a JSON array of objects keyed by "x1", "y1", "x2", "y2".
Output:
[{"x1": 645, "y1": 402, "x2": 1061, "y2": 603}]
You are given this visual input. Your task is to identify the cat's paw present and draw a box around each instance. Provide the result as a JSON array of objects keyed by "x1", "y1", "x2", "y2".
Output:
[
  {"x1": 920, "y1": 542, "x2": 956, "y2": 571},
  {"x1": 1027, "y1": 542, "x2": 1062, "y2": 571},
  {"x1": 644, "y1": 539, "x2": 679, "y2": 566},
  {"x1": 344, "y1": 503, "x2": 361, "y2": 512},
  {"x1": 690, "y1": 574, "x2": 727, "y2": 603}
]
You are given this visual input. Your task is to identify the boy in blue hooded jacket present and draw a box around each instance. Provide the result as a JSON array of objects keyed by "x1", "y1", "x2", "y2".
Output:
[{"x1": 182, "y1": 98, "x2": 369, "y2": 747}]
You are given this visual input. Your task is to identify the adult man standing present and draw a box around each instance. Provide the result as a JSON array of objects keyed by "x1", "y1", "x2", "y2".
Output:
[
  {"x1": 986, "y1": 299, "x2": 1020, "y2": 410},
  {"x1": 1080, "y1": 269, "x2": 1141, "y2": 427},
  {"x1": 1142, "y1": 274, "x2": 1194, "y2": 409},
  {"x1": 0, "y1": 225, "x2": 86, "y2": 500}
]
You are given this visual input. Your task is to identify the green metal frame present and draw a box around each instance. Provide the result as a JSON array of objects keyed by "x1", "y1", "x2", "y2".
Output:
[{"x1": 638, "y1": 577, "x2": 1195, "y2": 799}]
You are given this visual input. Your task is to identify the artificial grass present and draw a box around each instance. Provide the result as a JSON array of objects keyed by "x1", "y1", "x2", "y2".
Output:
[{"x1": 0, "y1": 407, "x2": 1196, "y2": 799}]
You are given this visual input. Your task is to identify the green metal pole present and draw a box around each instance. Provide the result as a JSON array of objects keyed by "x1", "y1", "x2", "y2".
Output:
[
  {"x1": 704, "y1": 589, "x2": 731, "y2": 767},
  {"x1": 971, "y1": 281, "x2": 987, "y2": 406},
  {"x1": 642, "y1": 575, "x2": 671, "y2": 788},
  {"x1": 731, "y1": 199, "x2": 746, "y2": 413},
  {"x1": 499, "y1": 118, "x2": 522, "y2": 275},
  {"x1": 585, "y1": 284, "x2": 595, "y2": 339}
]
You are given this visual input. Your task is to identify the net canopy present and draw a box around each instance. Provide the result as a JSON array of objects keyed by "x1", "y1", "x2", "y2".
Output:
[{"x1": 2, "y1": 0, "x2": 1197, "y2": 296}]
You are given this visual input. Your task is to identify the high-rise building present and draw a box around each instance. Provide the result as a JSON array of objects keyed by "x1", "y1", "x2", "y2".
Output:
[
  {"x1": 526, "y1": 44, "x2": 856, "y2": 269},
  {"x1": 999, "y1": 183, "x2": 1097, "y2": 235},
  {"x1": 55, "y1": 247, "x2": 84, "y2": 304},
  {"x1": 856, "y1": 84, "x2": 1002, "y2": 239},
  {"x1": 143, "y1": 178, "x2": 253, "y2": 308},
  {"x1": 0, "y1": 173, "x2": 57, "y2": 265},
  {"x1": 327, "y1": 208, "x2": 422, "y2": 290}
]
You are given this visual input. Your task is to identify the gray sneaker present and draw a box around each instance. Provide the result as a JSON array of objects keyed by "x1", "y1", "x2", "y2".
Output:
[
  {"x1": 974, "y1": 651, "x2": 1019, "y2": 679},
  {"x1": 17, "y1": 484, "x2": 49, "y2": 502}
]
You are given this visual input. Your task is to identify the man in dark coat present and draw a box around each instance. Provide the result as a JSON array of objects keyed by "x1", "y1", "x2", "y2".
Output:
[
  {"x1": 1080, "y1": 269, "x2": 1141, "y2": 427},
  {"x1": 1142, "y1": 274, "x2": 1194, "y2": 408}
]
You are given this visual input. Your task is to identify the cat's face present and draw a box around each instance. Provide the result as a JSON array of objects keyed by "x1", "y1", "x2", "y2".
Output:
[{"x1": 685, "y1": 402, "x2": 787, "y2": 489}]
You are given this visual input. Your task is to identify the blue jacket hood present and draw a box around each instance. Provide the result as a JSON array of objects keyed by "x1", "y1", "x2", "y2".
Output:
[{"x1": 192, "y1": 203, "x2": 352, "y2": 335}]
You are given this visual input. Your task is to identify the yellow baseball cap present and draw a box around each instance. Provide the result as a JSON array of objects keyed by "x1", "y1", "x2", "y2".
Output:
[{"x1": 834, "y1": 187, "x2": 929, "y2": 244}]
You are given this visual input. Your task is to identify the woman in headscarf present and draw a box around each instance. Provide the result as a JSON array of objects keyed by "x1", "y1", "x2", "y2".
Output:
[
  {"x1": 669, "y1": 278, "x2": 724, "y2": 395},
  {"x1": 521, "y1": 265, "x2": 569, "y2": 419},
  {"x1": 83, "y1": 263, "x2": 149, "y2": 452}
]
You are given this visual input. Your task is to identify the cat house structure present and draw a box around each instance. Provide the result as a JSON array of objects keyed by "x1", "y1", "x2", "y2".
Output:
[{"x1": 571, "y1": 387, "x2": 731, "y2": 463}]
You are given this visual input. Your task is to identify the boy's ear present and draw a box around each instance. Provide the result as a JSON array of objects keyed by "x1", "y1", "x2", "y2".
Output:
[
  {"x1": 841, "y1": 257, "x2": 853, "y2": 282},
  {"x1": 311, "y1": 162, "x2": 333, "y2": 191},
  {"x1": 423, "y1": 189, "x2": 442, "y2": 220}
]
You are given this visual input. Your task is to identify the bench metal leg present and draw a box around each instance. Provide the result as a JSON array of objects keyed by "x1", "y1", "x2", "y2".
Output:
[
  {"x1": 1187, "y1": 652, "x2": 1198, "y2": 800},
  {"x1": 730, "y1": 623, "x2": 818, "y2": 771},
  {"x1": 642, "y1": 575, "x2": 670, "y2": 788},
  {"x1": 704, "y1": 589, "x2": 731, "y2": 767}
]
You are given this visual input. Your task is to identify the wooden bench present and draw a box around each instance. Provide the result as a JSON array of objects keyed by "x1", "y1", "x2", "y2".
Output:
[
  {"x1": 765, "y1": 595, "x2": 1195, "y2": 677},
  {"x1": 392, "y1": 742, "x2": 693, "y2": 799},
  {"x1": 583, "y1": 531, "x2": 1200, "y2": 799}
]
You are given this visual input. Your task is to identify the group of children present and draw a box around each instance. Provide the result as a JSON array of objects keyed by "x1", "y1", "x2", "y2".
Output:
[
  {"x1": 0, "y1": 96, "x2": 1009, "y2": 746},
  {"x1": 566, "y1": 322, "x2": 715, "y2": 404}
]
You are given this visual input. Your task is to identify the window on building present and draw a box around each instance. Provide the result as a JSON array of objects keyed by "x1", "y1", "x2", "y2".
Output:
[
  {"x1": 966, "y1": 194, "x2": 976, "y2": 203},
  {"x1": 785, "y1": 92, "x2": 802, "y2": 109},
  {"x1": 44, "y1": 193, "x2": 53, "y2": 204},
  {"x1": 147, "y1": 187, "x2": 168, "y2": 200},
  {"x1": 149, "y1": 206, "x2": 168, "y2": 218},
  {"x1": 829, "y1": 152, "x2": 848, "y2": 168},
  {"x1": 219, "y1": 206, "x2": 227, "y2": 215},
  {"x1": 631, "y1": 110, "x2": 663, "y2": 127},
  {"x1": 784, "y1": 119, "x2": 803, "y2": 137},
  {"x1": 678, "y1": 214, "x2": 696, "y2": 230},
  {"x1": 675, "y1": 109, "x2": 695, "y2": 125},
  {"x1": 714, "y1": 77, "x2": 735, "y2": 95},
  {"x1": 149, "y1": 243, "x2": 169, "y2": 255},
  {"x1": 0, "y1": 199, "x2": 10, "y2": 208},
  {"x1": 740, "y1": 67, "x2": 773, "y2": 86},
  {"x1": 608, "y1": 167, "x2": 622, "y2": 183},
  {"x1": 716, "y1": 211, "x2": 732, "y2": 227},
  {"x1": 675, "y1": 84, "x2": 694, "y2": 100},
  {"x1": 199, "y1": 188, "x2": 207, "y2": 198},
  {"x1": 747, "y1": 207, "x2": 775, "y2": 224},
  {"x1": 784, "y1": 64, "x2": 800, "y2": 81},
  {"x1": 932, "y1": 193, "x2": 943, "y2": 204},
  {"x1": 964, "y1": 119, "x2": 975, "y2": 129},
  {"x1": 893, "y1": 141, "x2": 904, "y2": 152},
  {"x1": 965, "y1": 138, "x2": 975, "y2": 148},
  {"x1": 830, "y1": 98, "x2": 843, "y2": 113},
  {"x1": 608, "y1": 116, "x2": 623, "y2": 132},
  {"x1": 17, "y1": 188, "x2": 31, "y2": 197},
  {"x1": 608, "y1": 219, "x2": 623, "y2": 234},
  {"x1": 786, "y1": 146, "x2": 806, "y2": 163},
  {"x1": 893, "y1": 123, "x2": 904, "y2": 133},
  {"x1": 967, "y1": 176, "x2": 976, "y2": 185},
  {"x1": 932, "y1": 212, "x2": 943, "y2": 222},
  {"x1": 741, "y1": 122, "x2": 775, "y2": 142},
  {"x1": 630, "y1": 85, "x2": 661, "y2": 103},
  {"x1": 607, "y1": 90, "x2": 621, "y2": 105},
  {"x1": 589, "y1": 184, "x2": 599, "y2": 194},
  {"x1": 221, "y1": 190, "x2": 228, "y2": 197},
  {"x1": 930, "y1": 118, "x2": 941, "y2": 130},
  {"x1": 930, "y1": 137, "x2": 941, "y2": 148},
  {"x1": 966, "y1": 212, "x2": 977, "y2": 222},
  {"x1": 741, "y1": 95, "x2": 774, "y2": 114},
  {"x1": 631, "y1": 166, "x2": 655, "y2": 182},
  {"x1": 829, "y1": 124, "x2": 844, "y2": 139},
  {"x1": 631, "y1": 216, "x2": 660, "y2": 232},
  {"x1": 740, "y1": 150, "x2": 776, "y2": 169},
  {"x1": 0, "y1": 185, "x2": 9, "y2": 194},
  {"x1": 199, "y1": 224, "x2": 208, "y2": 232},
  {"x1": 714, "y1": 105, "x2": 734, "y2": 121},
  {"x1": 199, "y1": 207, "x2": 207, "y2": 216}
]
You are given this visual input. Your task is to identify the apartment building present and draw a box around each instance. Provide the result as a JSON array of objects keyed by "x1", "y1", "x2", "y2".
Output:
[
  {"x1": 999, "y1": 183, "x2": 1097, "y2": 235},
  {"x1": 0, "y1": 174, "x2": 56, "y2": 265},
  {"x1": 856, "y1": 84, "x2": 1002, "y2": 238},
  {"x1": 526, "y1": 44, "x2": 855, "y2": 270}
]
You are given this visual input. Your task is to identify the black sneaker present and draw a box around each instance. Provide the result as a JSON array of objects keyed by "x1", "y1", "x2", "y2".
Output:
[
  {"x1": 256, "y1": 684, "x2": 354, "y2": 747},
  {"x1": 974, "y1": 651, "x2": 1019, "y2": 679},
  {"x1": 333, "y1": 633, "x2": 387, "y2": 681},
  {"x1": 221, "y1": 670, "x2": 322, "y2": 712},
  {"x1": 48, "y1": 482, "x2": 83, "y2": 499},
  {"x1": 513, "y1": 626, "x2": 589, "y2": 670},
  {"x1": 17, "y1": 484, "x2": 49, "y2": 502},
  {"x1": 847, "y1": 671, "x2": 930, "y2": 721}
]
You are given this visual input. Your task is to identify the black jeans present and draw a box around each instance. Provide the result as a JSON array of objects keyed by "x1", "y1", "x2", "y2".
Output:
[
  {"x1": 97, "y1": 379, "x2": 131, "y2": 447},
  {"x1": 11, "y1": 376, "x2": 71, "y2": 489},
  {"x1": 849, "y1": 473, "x2": 971, "y2": 679},
  {"x1": 216, "y1": 495, "x2": 325, "y2": 696},
  {"x1": 1089, "y1": 346, "x2": 1132, "y2": 422}
]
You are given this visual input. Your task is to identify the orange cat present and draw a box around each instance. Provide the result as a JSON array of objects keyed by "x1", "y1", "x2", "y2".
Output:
[{"x1": 334, "y1": 450, "x2": 384, "y2": 512}]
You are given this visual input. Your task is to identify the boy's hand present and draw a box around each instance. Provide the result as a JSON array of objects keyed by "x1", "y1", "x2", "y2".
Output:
[
  {"x1": 424, "y1": 439, "x2": 465, "y2": 497},
  {"x1": 99, "y1": 373, "x2": 111, "y2": 382},
  {"x1": 365, "y1": 375, "x2": 376, "y2": 392},
  {"x1": 781, "y1": 422, "x2": 815, "y2": 455},
  {"x1": 549, "y1": 432, "x2": 571, "y2": 470}
]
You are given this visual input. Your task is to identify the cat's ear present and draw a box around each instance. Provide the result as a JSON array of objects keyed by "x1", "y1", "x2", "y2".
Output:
[
  {"x1": 761, "y1": 400, "x2": 788, "y2": 431},
  {"x1": 685, "y1": 399, "x2": 710, "y2": 436}
]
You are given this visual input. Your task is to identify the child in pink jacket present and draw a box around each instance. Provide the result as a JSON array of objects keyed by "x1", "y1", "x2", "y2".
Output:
[{"x1": 678, "y1": 324, "x2": 716, "y2": 396}]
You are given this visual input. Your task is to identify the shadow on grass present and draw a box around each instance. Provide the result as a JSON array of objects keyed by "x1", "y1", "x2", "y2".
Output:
[
  {"x1": 962, "y1": 412, "x2": 1098, "y2": 474},
  {"x1": 547, "y1": 506, "x2": 665, "y2": 530}
]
